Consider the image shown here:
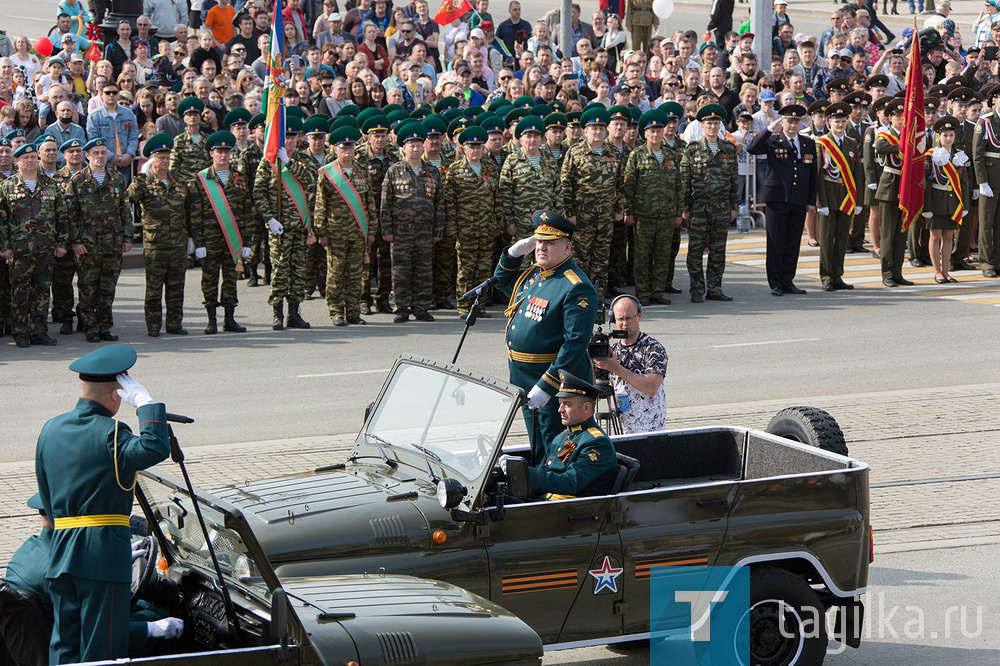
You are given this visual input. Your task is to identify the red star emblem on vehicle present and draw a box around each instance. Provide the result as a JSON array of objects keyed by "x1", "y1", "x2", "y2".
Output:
[{"x1": 589, "y1": 555, "x2": 623, "y2": 594}]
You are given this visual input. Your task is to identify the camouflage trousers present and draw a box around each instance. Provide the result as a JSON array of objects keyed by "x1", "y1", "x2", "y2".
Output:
[
  {"x1": 269, "y1": 226, "x2": 307, "y2": 306},
  {"x1": 664, "y1": 224, "x2": 683, "y2": 289},
  {"x1": 145, "y1": 246, "x2": 187, "y2": 330},
  {"x1": 247, "y1": 213, "x2": 270, "y2": 271},
  {"x1": 608, "y1": 220, "x2": 634, "y2": 289},
  {"x1": 201, "y1": 246, "x2": 239, "y2": 309},
  {"x1": 364, "y1": 236, "x2": 392, "y2": 307},
  {"x1": 9, "y1": 252, "x2": 54, "y2": 337},
  {"x1": 432, "y1": 233, "x2": 457, "y2": 306},
  {"x1": 633, "y1": 215, "x2": 675, "y2": 299},
  {"x1": 50, "y1": 252, "x2": 78, "y2": 323},
  {"x1": 573, "y1": 210, "x2": 614, "y2": 291},
  {"x1": 456, "y1": 234, "x2": 496, "y2": 314},
  {"x1": 325, "y1": 232, "x2": 366, "y2": 319},
  {"x1": 77, "y1": 252, "x2": 123, "y2": 334},
  {"x1": 390, "y1": 225, "x2": 434, "y2": 312},
  {"x1": 305, "y1": 242, "x2": 326, "y2": 296},
  {"x1": 686, "y1": 211, "x2": 730, "y2": 296},
  {"x1": 0, "y1": 261, "x2": 10, "y2": 330}
]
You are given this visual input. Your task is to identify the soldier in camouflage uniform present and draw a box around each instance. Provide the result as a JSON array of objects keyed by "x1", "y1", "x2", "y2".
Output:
[
  {"x1": 70, "y1": 138, "x2": 132, "y2": 342},
  {"x1": 543, "y1": 112, "x2": 568, "y2": 168},
  {"x1": 680, "y1": 105, "x2": 739, "y2": 303},
  {"x1": 303, "y1": 116, "x2": 332, "y2": 300},
  {"x1": 499, "y1": 116, "x2": 562, "y2": 259},
  {"x1": 427, "y1": 116, "x2": 459, "y2": 310},
  {"x1": 356, "y1": 114, "x2": 397, "y2": 314},
  {"x1": 623, "y1": 108, "x2": 682, "y2": 306},
  {"x1": 606, "y1": 106, "x2": 634, "y2": 297},
  {"x1": 660, "y1": 103, "x2": 687, "y2": 295},
  {"x1": 238, "y1": 113, "x2": 268, "y2": 286},
  {"x1": 315, "y1": 126, "x2": 377, "y2": 326},
  {"x1": 49, "y1": 138, "x2": 86, "y2": 335},
  {"x1": 381, "y1": 121, "x2": 445, "y2": 323},
  {"x1": 169, "y1": 97, "x2": 212, "y2": 188},
  {"x1": 0, "y1": 137, "x2": 10, "y2": 336},
  {"x1": 126, "y1": 134, "x2": 192, "y2": 336},
  {"x1": 254, "y1": 115, "x2": 314, "y2": 330},
  {"x1": 225, "y1": 108, "x2": 252, "y2": 162},
  {"x1": 446, "y1": 126, "x2": 501, "y2": 319},
  {"x1": 560, "y1": 106, "x2": 624, "y2": 295},
  {"x1": 0, "y1": 143, "x2": 70, "y2": 348},
  {"x1": 192, "y1": 131, "x2": 254, "y2": 333}
]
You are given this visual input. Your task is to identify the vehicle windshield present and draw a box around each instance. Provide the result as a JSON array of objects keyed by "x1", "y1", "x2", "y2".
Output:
[
  {"x1": 137, "y1": 473, "x2": 272, "y2": 602},
  {"x1": 361, "y1": 361, "x2": 516, "y2": 484}
]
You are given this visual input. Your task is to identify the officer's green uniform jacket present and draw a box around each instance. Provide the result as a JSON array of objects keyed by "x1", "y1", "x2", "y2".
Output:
[
  {"x1": 35, "y1": 398, "x2": 170, "y2": 583},
  {"x1": 862, "y1": 124, "x2": 883, "y2": 207},
  {"x1": 873, "y1": 126, "x2": 903, "y2": 202},
  {"x1": 528, "y1": 416, "x2": 616, "y2": 498},
  {"x1": 972, "y1": 111, "x2": 1000, "y2": 188},
  {"x1": 816, "y1": 133, "x2": 862, "y2": 212}
]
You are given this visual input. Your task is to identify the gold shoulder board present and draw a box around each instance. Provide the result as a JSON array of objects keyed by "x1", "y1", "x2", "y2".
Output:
[
  {"x1": 587, "y1": 427, "x2": 603, "y2": 438},
  {"x1": 564, "y1": 269, "x2": 581, "y2": 285}
]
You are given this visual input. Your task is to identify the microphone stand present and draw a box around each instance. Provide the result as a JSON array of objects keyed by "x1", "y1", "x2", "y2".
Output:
[{"x1": 452, "y1": 278, "x2": 497, "y2": 363}]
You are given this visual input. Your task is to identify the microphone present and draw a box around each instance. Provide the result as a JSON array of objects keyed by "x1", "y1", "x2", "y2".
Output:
[
  {"x1": 166, "y1": 413, "x2": 194, "y2": 424},
  {"x1": 458, "y1": 276, "x2": 498, "y2": 302}
]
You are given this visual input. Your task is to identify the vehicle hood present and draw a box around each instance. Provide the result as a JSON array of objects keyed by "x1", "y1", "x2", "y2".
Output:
[{"x1": 212, "y1": 464, "x2": 439, "y2": 563}]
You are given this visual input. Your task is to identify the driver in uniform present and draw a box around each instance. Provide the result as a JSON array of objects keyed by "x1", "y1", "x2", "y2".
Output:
[
  {"x1": 35, "y1": 345, "x2": 171, "y2": 664},
  {"x1": 493, "y1": 210, "x2": 598, "y2": 467}
]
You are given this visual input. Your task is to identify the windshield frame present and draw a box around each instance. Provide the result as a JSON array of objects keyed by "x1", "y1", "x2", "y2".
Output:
[{"x1": 353, "y1": 354, "x2": 525, "y2": 510}]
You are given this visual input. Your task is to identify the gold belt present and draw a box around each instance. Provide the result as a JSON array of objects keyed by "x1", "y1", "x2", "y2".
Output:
[
  {"x1": 53, "y1": 514, "x2": 130, "y2": 530},
  {"x1": 508, "y1": 350, "x2": 558, "y2": 363}
]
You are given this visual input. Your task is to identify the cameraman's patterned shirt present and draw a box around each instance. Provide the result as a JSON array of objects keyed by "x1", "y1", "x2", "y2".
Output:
[{"x1": 611, "y1": 333, "x2": 668, "y2": 434}]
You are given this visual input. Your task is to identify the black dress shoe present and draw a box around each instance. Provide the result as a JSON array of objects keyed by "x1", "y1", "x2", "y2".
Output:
[
  {"x1": 935, "y1": 277, "x2": 949, "y2": 284},
  {"x1": 783, "y1": 285, "x2": 807, "y2": 295},
  {"x1": 59, "y1": 320, "x2": 74, "y2": 335},
  {"x1": 650, "y1": 294, "x2": 672, "y2": 305},
  {"x1": 148, "y1": 330, "x2": 160, "y2": 337},
  {"x1": 690, "y1": 293, "x2": 704, "y2": 303},
  {"x1": 771, "y1": 287, "x2": 784, "y2": 296},
  {"x1": 14, "y1": 335, "x2": 30, "y2": 348},
  {"x1": 98, "y1": 331, "x2": 119, "y2": 341},
  {"x1": 947, "y1": 277, "x2": 958, "y2": 283},
  {"x1": 393, "y1": 312, "x2": 410, "y2": 323},
  {"x1": 883, "y1": 278, "x2": 898, "y2": 287},
  {"x1": 166, "y1": 327, "x2": 188, "y2": 335},
  {"x1": 347, "y1": 315, "x2": 367, "y2": 325},
  {"x1": 952, "y1": 260, "x2": 976, "y2": 271},
  {"x1": 910, "y1": 258, "x2": 928, "y2": 268},
  {"x1": 378, "y1": 303, "x2": 394, "y2": 314},
  {"x1": 984, "y1": 269, "x2": 998, "y2": 278},
  {"x1": 894, "y1": 277, "x2": 914, "y2": 286},
  {"x1": 706, "y1": 292, "x2": 733, "y2": 301},
  {"x1": 833, "y1": 281, "x2": 854, "y2": 290},
  {"x1": 86, "y1": 332, "x2": 102, "y2": 342},
  {"x1": 663, "y1": 286, "x2": 683, "y2": 294},
  {"x1": 822, "y1": 283, "x2": 836, "y2": 291}
]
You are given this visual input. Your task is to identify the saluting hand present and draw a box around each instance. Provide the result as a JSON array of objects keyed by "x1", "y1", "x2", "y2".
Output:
[{"x1": 116, "y1": 374, "x2": 155, "y2": 408}]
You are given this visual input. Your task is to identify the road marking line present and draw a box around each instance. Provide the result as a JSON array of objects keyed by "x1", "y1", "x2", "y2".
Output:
[
  {"x1": 711, "y1": 338, "x2": 820, "y2": 349},
  {"x1": 298, "y1": 369, "x2": 390, "y2": 378}
]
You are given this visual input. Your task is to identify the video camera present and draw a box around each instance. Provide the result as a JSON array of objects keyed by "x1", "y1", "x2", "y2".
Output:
[{"x1": 588, "y1": 301, "x2": 627, "y2": 392}]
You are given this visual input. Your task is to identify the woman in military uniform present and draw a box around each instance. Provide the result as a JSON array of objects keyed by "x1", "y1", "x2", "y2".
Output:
[{"x1": 924, "y1": 115, "x2": 971, "y2": 284}]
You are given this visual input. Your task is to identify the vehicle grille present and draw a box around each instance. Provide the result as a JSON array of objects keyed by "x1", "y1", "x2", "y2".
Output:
[
  {"x1": 370, "y1": 515, "x2": 409, "y2": 545},
  {"x1": 376, "y1": 631, "x2": 417, "y2": 664}
]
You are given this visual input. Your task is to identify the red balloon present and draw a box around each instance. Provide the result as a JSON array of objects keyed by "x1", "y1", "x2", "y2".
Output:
[{"x1": 34, "y1": 37, "x2": 53, "y2": 57}]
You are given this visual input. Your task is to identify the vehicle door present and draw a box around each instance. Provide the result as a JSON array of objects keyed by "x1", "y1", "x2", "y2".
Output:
[{"x1": 485, "y1": 494, "x2": 624, "y2": 645}]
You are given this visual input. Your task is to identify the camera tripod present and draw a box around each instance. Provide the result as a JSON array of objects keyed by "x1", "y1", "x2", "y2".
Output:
[{"x1": 595, "y1": 384, "x2": 624, "y2": 436}]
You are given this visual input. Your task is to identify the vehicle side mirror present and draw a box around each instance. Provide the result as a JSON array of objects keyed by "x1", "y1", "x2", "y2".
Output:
[
  {"x1": 504, "y1": 458, "x2": 530, "y2": 498},
  {"x1": 270, "y1": 587, "x2": 288, "y2": 649},
  {"x1": 364, "y1": 401, "x2": 375, "y2": 422}
]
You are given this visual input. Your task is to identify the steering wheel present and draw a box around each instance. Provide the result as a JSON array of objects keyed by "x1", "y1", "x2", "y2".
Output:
[
  {"x1": 131, "y1": 536, "x2": 159, "y2": 606},
  {"x1": 476, "y1": 434, "x2": 495, "y2": 466}
]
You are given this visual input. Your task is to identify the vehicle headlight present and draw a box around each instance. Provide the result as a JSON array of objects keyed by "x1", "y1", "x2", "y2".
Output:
[
  {"x1": 235, "y1": 553, "x2": 255, "y2": 580},
  {"x1": 436, "y1": 478, "x2": 467, "y2": 510}
]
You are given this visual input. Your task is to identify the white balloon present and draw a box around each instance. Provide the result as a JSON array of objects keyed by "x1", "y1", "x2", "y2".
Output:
[{"x1": 652, "y1": 0, "x2": 674, "y2": 19}]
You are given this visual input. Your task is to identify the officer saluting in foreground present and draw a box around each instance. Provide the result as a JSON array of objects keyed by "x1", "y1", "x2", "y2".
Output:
[
  {"x1": 494, "y1": 211, "x2": 598, "y2": 467},
  {"x1": 35, "y1": 345, "x2": 171, "y2": 664}
]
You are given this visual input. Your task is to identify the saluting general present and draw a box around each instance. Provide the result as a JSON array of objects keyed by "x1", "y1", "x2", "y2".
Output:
[{"x1": 494, "y1": 211, "x2": 598, "y2": 467}]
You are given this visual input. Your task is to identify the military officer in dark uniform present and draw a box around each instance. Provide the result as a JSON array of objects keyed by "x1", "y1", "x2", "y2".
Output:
[
  {"x1": 747, "y1": 104, "x2": 818, "y2": 296},
  {"x1": 35, "y1": 345, "x2": 171, "y2": 664},
  {"x1": 816, "y1": 102, "x2": 863, "y2": 291},
  {"x1": 874, "y1": 98, "x2": 913, "y2": 287},
  {"x1": 493, "y1": 211, "x2": 598, "y2": 467},
  {"x1": 845, "y1": 91, "x2": 873, "y2": 253},
  {"x1": 520, "y1": 370, "x2": 617, "y2": 500}
]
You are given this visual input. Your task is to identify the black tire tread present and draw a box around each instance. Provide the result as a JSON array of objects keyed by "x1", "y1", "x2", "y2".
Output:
[
  {"x1": 766, "y1": 406, "x2": 848, "y2": 456},
  {"x1": 750, "y1": 567, "x2": 828, "y2": 666}
]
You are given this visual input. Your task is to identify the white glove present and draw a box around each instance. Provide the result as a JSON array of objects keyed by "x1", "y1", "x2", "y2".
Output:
[
  {"x1": 980, "y1": 183, "x2": 993, "y2": 198},
  {"x1": 116, "y1": 374, "x2": 155, "y2": 408},
  {"x1": 922, "y1": 212, "x2": 933, "y2": 218},
  {"x1": 508, "y1": 236, "x2": 537, "y2": 258},
  {"x1": 267, "y1": 217, "x2": 284, "y2": 235},
  {"x1": 131, "y1": 540, "x2": 148, "y2": 560},
  {"x1": 817, "y1": 207, "x2": 830, "y2": 216},
  {"x1": 854, "y1": 206, "x2": 862, "y2": 214},
  {"x1": 277, "y1": 147, "x2": 289, "y2": 165},
  {"x1": 194, "y1": 247, "x2": 207, "y2": 259},
  {"x1": 186, "y1": 237, "x2": 194, "y2": 254},
  {"x1": 962, "y1": 210, "x2": 969, "y2": 217},
  {"x1": 953, "y1": 150, "x2": 970, "y2": 167},
  {"x1": 931, "y1": 147, "x2": 950, "y2": 167},
  {"x1": 526, "y1": 385, "x2": 550, "y2": 410},
  {"x1": 868, "y1": 183, "x2": 877, "y2": 190},
  {"x1": 973, "y1": 189, "x2": 980, "y2": 200},
  {"x1": 498, "y1": 454, "x2": 518, "y2": 474},
  {"x1": 147, "y1": 617, "x2": 184, "y2": 639},
  {"x1": 240, "y1": 246, "x2": 252, "y2": 258}
]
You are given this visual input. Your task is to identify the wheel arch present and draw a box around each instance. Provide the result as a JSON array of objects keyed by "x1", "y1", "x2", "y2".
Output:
[{"x1": 732, "y1": 551, "x2": 866, "y2": 599}]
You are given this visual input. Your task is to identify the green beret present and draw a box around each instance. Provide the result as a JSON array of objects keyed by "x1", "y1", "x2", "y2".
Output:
[
  {"x1": 357, "y1": 107, "x2": 384, "y2": 125},
  {"x1": 12, "y1": 143, "x2": 36, "y2": 158},
  {"x1": 447, "y1": 116, "x2": 471, "y2": 139},
  {"x1": 566, "y1": 111, "x2": 582, "y2": 127},
  {"x1": 337, "y1": 104, "x2": 360, "y2": 117},
  {"x1": 141, "y1": 133, "x2": 174, "y2": 157},
  {"x1": 639, "y1": 109, "x2": 668, "y2": 130},
  {"x1": 580, "y1": 107, "x2": 611, "y2": 126},
  {"x1": 411, "y1": 107, "x2": 432, "y2": 119},
  {"x1": 433, "y1": 96, "x2": 460, "y2": 113},
  {"x1": 303, "y1": 115, "x2": 330, "y2": 135},
  {"x1": 458, "y1": 125, "x2": 488, "y2": 145},
  {"x1": 3, "y1": 129, "x2": 25, "y2": 141},
  {"x1": 531, "y1": 103, "x2": 553, "y2": 117},
  {"x1": 696, "y1": 104, "x2": 727, "y2": 122},
  {"x1": 442, "y1": 107, "x2": 465, "y2": 122},
  {"x1": 362, "y1": 115, "x2": 390, "y2": 134},
  {"x1": 512, "y1": 95, "x2": 534, "y2": 109},
  {"x1": 386, "y1": 109, "x2": 411, "y2": 128},
  {"x1": 330, "y1": 125, "x2": 362, "y2": 145},
  {"x1": 285, "y1": 106, "x2": 304, "y2": 119},
  {"x1": 478, "y1": 114, "x2": 505, "y2": 134},
  {"x1": 466, "y1": 105, "x2": 485, "y2": 117},
  {"x1": 544, "y1": 112, "x2": 567, "y2": 130},
  {"x1": 177, "y1": 96, "x2": 204, "y2": 115},
  {"x1": 83, "y1": 138, "x2": 107, "y2": 151},
  {"x1": 608, "y1": 105, "x2": 630, "y2": 123},
  {"x1": 205, "y1": 130, "x2": 237, "y2": 151},
  {"x1": 249, "y1": 113, "x2": 266, "y2": 130},
  {"x1": 488, "y1": 98, "x2": 511, "y2": 113},
  {"x1": 514, "y1": 115, "x2": 544, "y2": 138},
  {"x1": 286, "y1": 116, "x2": 304, "y2": 133},
  {"x1": 659, "y1": 101, "x2": 684, "y2": 120},
  {"x1": 36, "y1": 135, "x2": 56, "y2": 146},
  {"x1": 422, "y1": 115, "x2": 447, "y2": 136},
  {"x1": 504, "y1": 107, "x2": 529, "y2": 128},
  {"x1": 331, "y1": 116, "x2": 360, "y2": 130},
  {"x1": 382, "y1": 103, "x2": 405, "y2": 115},
  {"x1": 69, "y1": 343, "x2": 137, "y2": 382},
  {"x1": 395, "y1": 120, "x2": 428, "y2": 146},
  {"x1": 59, "y1": 138, "x2": 84, "y2": 152},
  {"x1": 224, "y1": 107, "x2": 251, "y2": 128}
]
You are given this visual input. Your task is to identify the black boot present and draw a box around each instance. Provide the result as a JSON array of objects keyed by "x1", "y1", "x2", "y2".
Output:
[
  {"x1": 286, "y1": 302, "x2": 311, "y2": 329},
  {"x1": 272, "y1": 303, "x2": 284, "y2": 330},
  {"x1": 204, "y1": 308, "x2": 218, "y2": 335},
  {"x1": 223, "y1": 306, "x2": 246, "y2": 332},
  {"x1": 248, "y1": 264, "x2": 260, "y2": 287},
  {"x1": 264, "y1": 262, "x2": 272, "y2": 285},
  {"x1": 59, "y1": 316, "x2": 74, "y2": 335}
]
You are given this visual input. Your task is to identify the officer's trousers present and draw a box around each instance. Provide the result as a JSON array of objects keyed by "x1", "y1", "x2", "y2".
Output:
[
  {"x1": 818, "y1": 208, "x2": 852, "y2": 284},
  {"x1": 764, "y1": 202, "x2": 806, "y2": 290},
  {"x1": 633, "y1": 215, "x2": 672, "y2": 298},
  {"x1": 979, "y1": 192, "x2": 1000, "y2": 272},
  {"x1": 200, "y1": 246, "x2": 239, "y2": 309},
  {"x1": 48, "y1": 575, "x2": 129, "y2": 665},
  {"x1": 76, "y1": 252, "x2": 122, "y2": 334},
  {"x1": 9, "y1": 252, "x2": 54, "y2": 337},
  {"x1": 878, "y1": 203, "x2": 908, "y2": 280}
]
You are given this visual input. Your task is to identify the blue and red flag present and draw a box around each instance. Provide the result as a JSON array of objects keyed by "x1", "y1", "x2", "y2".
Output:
[{"x1": 264, "y1": 0, "x2": 286, "y2": 165}]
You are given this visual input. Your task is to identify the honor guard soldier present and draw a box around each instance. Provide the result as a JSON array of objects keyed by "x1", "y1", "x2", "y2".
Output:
[
  {"x1": 357, "y1": 112, "x2": 396, "y2": 314},
  {"x1": 623, "y1": 108, "x2": 682, "y2": 306},
  {"x1": 239, "y1": 113, "x2": 269, "y2": 286},
  {"x1": 493, "y1": 211, "x2": 598, "y2": 466},
  {"x1": 949, "y1": 87, "x2": 980, "y2": 273},
  {"x1": 518, "y1": 369, "x2": 617, "y2": 500},
  {"x1": 748, "y1": 104, "x2": 817, "y2": 296},
  {"x1": 925, "y1": 115, "x2": 971, "y2": 283},
  {"x1": 303, "y1": 115, "x2": 332, "y2": 300},
  {"x1": 126, "y1": 133, "x2": 192, "y2": 337},
  {"x1": 70, "y1": 137, "x2": 131, "y2": 343},
  {"x1": 826, "y1": 77, "x2": 851, "y2": 104},
  {"x1": 863, "y1": 96, "x2": 891, "y2": 261},
  {"x1": 874, "y1": 98, "x2": 914, "y2": 287},
  {"x1": 254, "y1": 113, "x2": 315, "y2": 330},
  {"x1": 0, "y1": 142, "x2": 70, "y2": 348},
  {"x1": 35, "y1": 344, "x2": 170, "y2": 664},
  {"x1": 192, "y1": 130, "x2": 253, "y2": 334},
  {"x1": 50, "y1": 138, "x2": 86, "y2": 336},
  {"x1": 499, "y1": 115, "x2": 563, "y2": 247},
  {"x1": 804, "y1": 99, "x2": 831, "y2": 138},
  {"x1": 224, "y1": 107, "x2": 252, "y2": 159},
  {"x1": 169, "y1": 97, "x2": 211, "y2": 187},
  {"x1": 426, "y1": 115, "x2": 460, "y2": 311},
  {"x1": 844, "y1": 91, "x2": 873, "y2": 253},
  {"x1": 315, "y1": 125, "x2": 377, "y2": 326},
  {"x1": 815, "y1": 102, "x2": 862, "y2": 291},
  {"x1": 973, "y1": 85, "x2": 1000, "y2": 278},
  {"x1": 909, "y1": 98, "x2": 943, "y2": 268},
  {"x1": 446, "y1": 125, "x2": 501, "y2": 320},
  {"x1": 681, "y1": 104, "x2": 739, "y2": 303}
]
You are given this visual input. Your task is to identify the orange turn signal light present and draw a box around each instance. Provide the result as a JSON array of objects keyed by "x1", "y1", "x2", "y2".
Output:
[
  {"x1": 345, "y1": 661, "x2": 360, "y2": 666},
  {"x1": 432, "y1": 529, "x2": 447, "y2": 544},
  {"x1": 157, "y1": 557, "x2": 168, "y2": 573}
]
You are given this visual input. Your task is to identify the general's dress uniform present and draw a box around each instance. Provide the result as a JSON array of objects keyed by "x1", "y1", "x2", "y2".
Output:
[
  {"x1": 527, "y1": 370, "x2": 617, "y2": 500},
  {"x1": 973, "y1": 88, "x2": 1000, "y2": 278},
  {"x1": 126, "y1": 134, "x2": 192, "y2": 336},
  {"x1": 498, "y1": 116, "x2": 563, "y2": 249},
  {"x1": 815, "y1": 103, "x2": 862, "y2": 290},
  {"x1": 35, "y1": 346, "x2": 170, "y2": 664},
  {"x1": 874, "y1": 100, "x2": 911, "y2": 286},
  {"x1": 493, "y1": 212, "x2": 598, "y2": 466}
]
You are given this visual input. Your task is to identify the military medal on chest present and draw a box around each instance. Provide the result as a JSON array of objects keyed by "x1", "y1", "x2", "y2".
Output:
[{"x1": 525, "y1": 296, "x2": 548, "y2": 321}]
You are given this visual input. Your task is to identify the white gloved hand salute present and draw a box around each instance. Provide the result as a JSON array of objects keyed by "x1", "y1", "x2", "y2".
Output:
[
  {"x1": 147, "y1": 617, "x2": 184, "y2": 639},
  {"x1": 508, "y1": 236, "x2": 537, "y2": 258},
  {"x1": 116, "y1": 374, "x2": 155, "y2": 408},
  {"x1": 267, "y1": 218, "x2": 283, "y2": 235},
  {"x1": 526, "y1": 385, "x2": 550, "y2": 410}
]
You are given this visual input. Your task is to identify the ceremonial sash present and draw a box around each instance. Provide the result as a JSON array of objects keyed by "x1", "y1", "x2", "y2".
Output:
[
  {"x1": 983, "y1": 116, "x2": 1000, "y2": 149},
  {"x1": 320, "y1": 163, "x2": 369, "y2": 239},
  {"x1": 876, "y1": 130, "x2": 902, "y2": 167},
  {"x1": 816, "y1": 136, "x2": 857, "y2": 214},
  {"x1": 941, "y1": 162, "x2": 964, "y2": 224},
  {"x1": 280, "y1": 163, "x2": 311, "y2": 229},
  {"x1": 197, "y1": 168, "x2": 243, "y2": 264}
]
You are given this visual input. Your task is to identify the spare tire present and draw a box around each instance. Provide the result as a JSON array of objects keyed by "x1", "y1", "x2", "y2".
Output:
[{"x1": 765, "y1": 406, "x2": 848, "y2": 456}]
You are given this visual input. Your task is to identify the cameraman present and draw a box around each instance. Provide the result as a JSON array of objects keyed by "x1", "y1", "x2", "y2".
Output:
[{"x1": 592, "y1": 295, "x2": 667, "y2": 434}]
